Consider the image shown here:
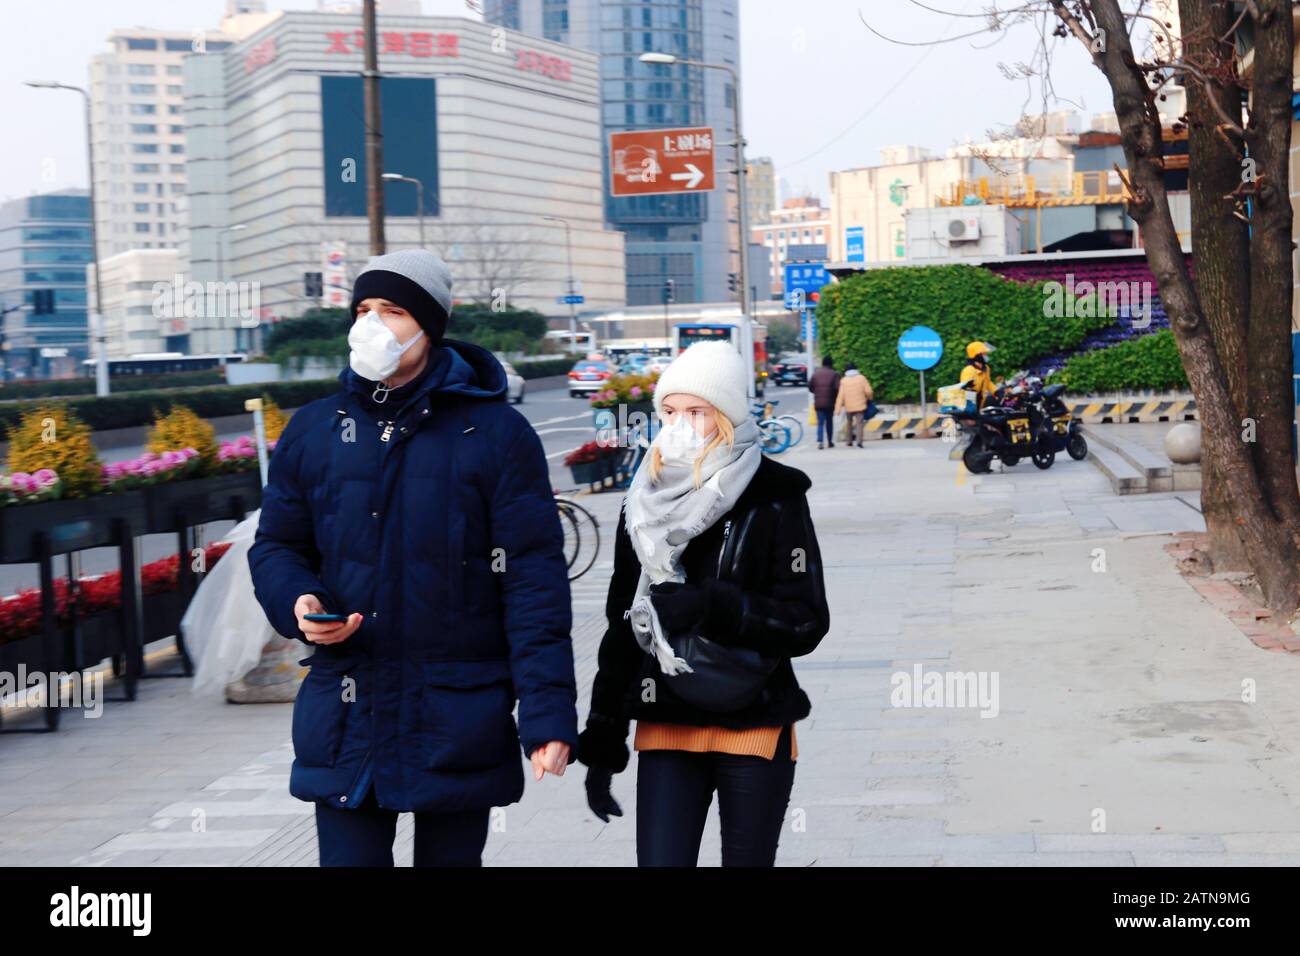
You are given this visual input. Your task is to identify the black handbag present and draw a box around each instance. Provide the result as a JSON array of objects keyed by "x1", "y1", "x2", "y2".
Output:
[{"x1": 659, "y1": 510, "x2": 781, "y2": 713}]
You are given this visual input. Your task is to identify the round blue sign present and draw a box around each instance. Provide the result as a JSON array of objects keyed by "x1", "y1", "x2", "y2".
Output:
[{"x1": 897, "y1": 325, "x2": 943, "y2": 371}]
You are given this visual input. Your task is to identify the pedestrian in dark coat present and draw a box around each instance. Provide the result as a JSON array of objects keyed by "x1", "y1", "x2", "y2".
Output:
[
  {"x1": 574, "y1": 341, "x2": 831, "y2": 866},
  {"x1": 807, "y1": 356, "x2": 840, "y2": 448},
  {"x1": 248, "y1": 249, "x2": 577, "y2": 867}
]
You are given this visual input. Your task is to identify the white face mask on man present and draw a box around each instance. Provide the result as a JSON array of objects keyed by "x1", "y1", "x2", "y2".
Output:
[
  {"x1": 655, "y1": 415, "x2": 714, "y2": 466},
  {"x1": 348, "y1": 310, "x2": 424, "y2": 383}
]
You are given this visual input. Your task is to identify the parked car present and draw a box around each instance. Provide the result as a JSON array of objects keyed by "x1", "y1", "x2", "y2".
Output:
[
  {"x1": 568, "y1": 359, "x2": 613, "y2": 397},
  {"x1": 644, "y1": 354, "x2": 672, "y2": 375},
  {"x1": 500, "y1": 360, "x2": 526, "y2": 404},
  {"x1": 771, "y1": 354, "x2": 809, "y2": 386}
]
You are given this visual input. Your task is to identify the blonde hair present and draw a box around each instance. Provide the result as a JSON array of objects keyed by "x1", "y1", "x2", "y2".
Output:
[{"x1": 648, "y1": 405, "x2": 736, "y2": 489}]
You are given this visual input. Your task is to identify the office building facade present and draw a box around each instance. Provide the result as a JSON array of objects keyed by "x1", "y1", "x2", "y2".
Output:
[
  {"x1": 0, "y1": 191, "x2": 93, "y2": 379},
  {"x1": 485, "y1": 0, "x2": 743, "y2": 307},
  {"x1": 180, "y1": 10, "x2": 624, "y2": 354}
]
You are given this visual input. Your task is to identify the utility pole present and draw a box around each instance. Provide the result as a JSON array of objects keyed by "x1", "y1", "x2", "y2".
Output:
[{"x1": 363, "y1": 0, "x2": 386, "y2": 255}]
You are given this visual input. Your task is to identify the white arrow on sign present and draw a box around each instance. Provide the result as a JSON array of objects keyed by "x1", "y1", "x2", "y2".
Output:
[{"x1": 670, "y1": 163, "x2": 705, "y2": 189}]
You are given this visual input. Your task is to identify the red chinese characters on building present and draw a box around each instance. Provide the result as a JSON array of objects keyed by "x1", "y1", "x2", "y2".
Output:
[
  {"x1": 244, "y1": 37, "x2": 277, "y2": 74},
  {"x1": 325, "y1": 31, "x2": 459, "y2": 57},
  {"x1": 515, "y1": 49, "x2": 571, "y2": 81}
]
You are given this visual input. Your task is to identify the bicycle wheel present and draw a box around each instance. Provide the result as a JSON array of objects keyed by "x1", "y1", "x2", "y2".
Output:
[
  {"x1": 556, "y1": 496, "x2": 600, "y2": 580},
  {"x1": 556, "y1": 500, "x2": 581, "y2": 570},
  {"x1": 778, "y1": 414, "x2": 804, "y2": 446},
  {"x1": 759, "y1": 419, "x2": 792, "y2": 454}
]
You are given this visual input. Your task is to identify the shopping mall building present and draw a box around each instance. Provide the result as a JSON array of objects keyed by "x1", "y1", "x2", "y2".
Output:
[{"x1": 178, "y1": 9, "x2": 625, "y2": 353}]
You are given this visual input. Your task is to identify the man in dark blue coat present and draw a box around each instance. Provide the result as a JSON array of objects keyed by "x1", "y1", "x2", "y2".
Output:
[{"x1": 249, "y1": 249, "x2": 577, "y2": 866}]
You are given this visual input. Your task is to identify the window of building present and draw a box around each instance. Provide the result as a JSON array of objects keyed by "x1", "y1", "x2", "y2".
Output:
[
  {"x1": 165, "y1": 65, "x2": 183, "y2": 76},
  {"x1": 128, "y1": 84, "x2": 156, "y2": 95},
  {"x1": 129, "y1": 103, "x2": 157, "y2": 115},
  {"x1": 169, "y1": 164, "x2": 184, "y2": 174},
  {"x1": 171, "y1": 183, "x2": 185, "y2": 194},
  {"x1": 130, "y1": 124, "x2": 157, "y2": 134},
  {"x1": 133, "y1": 202, "x2": 149, "y2": 213},
  {"x1": 168, "y1": 105, "x2": 181, "y2": 115},
  {"x1": 125, "y1": 38, "x2": 158, "y2": 51},
  {"x1": 166, "y1": 85, "x2": 182, "y2": 95},
  {"x1": 169, "y1": 143, "x2": 184, "y2": 154},
  {"x1": 134, "y1": 223, "x2": 151, "y2": 234},
  {"x1": 132, "y1": 143, "x2": 159, "y2": 153},
  {"x1": 133, "y1": 183, "x2": 149, "y2": 194},
  {"x1": 132, "y1": 163, "x2": 159, "y2": 173},
  {"x1": 164, "y1": 38, "x2": 193, "y2": 52},
  {"x1": 170, "y1": 124, "x2": 184, "y2": 134},
  {"x1": 127, "y1": 64, "x2": 155, "y2": 76}
]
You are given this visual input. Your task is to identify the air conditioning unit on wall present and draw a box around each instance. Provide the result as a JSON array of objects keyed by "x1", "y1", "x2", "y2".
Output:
[{"x1": 948, "y1": 216, "x2": 981, "y2": 241}]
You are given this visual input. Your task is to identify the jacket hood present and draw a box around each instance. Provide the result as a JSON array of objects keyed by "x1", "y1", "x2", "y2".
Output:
[
  {"x1": 339, "y1": 337, "x2": 507, "y2": 402},
  {"x1": 844, "y1": 369, "x2": 861, "y2": 377}
]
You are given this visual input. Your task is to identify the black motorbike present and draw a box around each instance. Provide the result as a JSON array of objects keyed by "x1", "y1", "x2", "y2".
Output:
[
  {"x1": 954, "y1": 377, "x2": 1056, "y2": 473},
  {"x1": 1033, "y1": 379, "x2": 1089, "y2": 461}
]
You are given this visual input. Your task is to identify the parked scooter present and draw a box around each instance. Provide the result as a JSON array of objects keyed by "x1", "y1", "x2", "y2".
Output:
[
  {"x1": 952, "y1": 376, "x2": 1056, "y2": 473},
  {"x1": 1031, "y1": 379, "x2": 1089, "y2": 461}
]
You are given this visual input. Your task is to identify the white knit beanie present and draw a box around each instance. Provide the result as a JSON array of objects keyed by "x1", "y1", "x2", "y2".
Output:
[{"x1": 653, "y1": 340, "x2": 752, "y2": 426}]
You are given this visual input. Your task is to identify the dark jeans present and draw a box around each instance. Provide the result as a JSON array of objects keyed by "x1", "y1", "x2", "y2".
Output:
[
  {"x1": 635, "y1": 724, "x2": 796, "y2": 867},
  {"x1": 815, "y1": 407, "x2": 835, "y2": 444},
  {"x1": 314, "y1": 786, "x2": 490, "y2": 867}
]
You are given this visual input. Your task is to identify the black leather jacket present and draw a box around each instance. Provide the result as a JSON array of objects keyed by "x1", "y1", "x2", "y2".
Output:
[{"x1": 581, "y1": 456, "x2": 830, "y2": 770}]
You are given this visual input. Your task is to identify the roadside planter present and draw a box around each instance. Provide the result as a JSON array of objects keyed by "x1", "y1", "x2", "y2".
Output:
[
  {"x1": 0, "y1": 491, "x2": 146, "y2": 564},
  {"x1": 141, "y1": 470, "x2": 262, "y2": 532}
]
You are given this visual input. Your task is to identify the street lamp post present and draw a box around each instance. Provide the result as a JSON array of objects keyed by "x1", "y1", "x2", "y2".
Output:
[
  {"x1": 639, "y1": 52, "x2": 754, "y2": 399},
  {"x1": 25, "y1": 80, "x2": 108, "y2": 396},
  {"x1": 542, "y1": 216, "x2": 578, "y2": 354},
  {"x1": 217, "y1": 223, "x2": 247, "y2": 364},
  {"x1": 382, "y1": 173, "x2": 426, "y2": 248}
]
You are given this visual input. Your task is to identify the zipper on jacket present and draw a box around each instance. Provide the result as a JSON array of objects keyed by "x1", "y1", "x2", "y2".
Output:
[
  {"x1": 716, "y1": 519, "x2": 733, "y2": 579},
  {"x1": 379, "y1": 421, "x2": 395, "y2": 442}
]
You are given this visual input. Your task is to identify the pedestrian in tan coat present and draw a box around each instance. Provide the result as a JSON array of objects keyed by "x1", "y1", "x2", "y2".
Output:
[{"x1": 833, "y1": 364, "x2": 873, "y2": 447}]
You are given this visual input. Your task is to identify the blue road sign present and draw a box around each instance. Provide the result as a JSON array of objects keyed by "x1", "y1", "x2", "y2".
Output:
[
  {"x1": 898, "y1": 325, "x2": 943, "y2": 371},
  {"x1": 783, "y1": 262, "x2": 829, "y2": 310},
  {"x1": 556, "y1": 294, "x2": 585, "y2": 305},
  {"x1": 845, "y1": 226, "x2": 864, "y2": 263}
]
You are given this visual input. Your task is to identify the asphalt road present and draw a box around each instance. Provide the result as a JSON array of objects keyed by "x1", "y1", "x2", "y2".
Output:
[{"x1": 0, "y1": 381, "x2": 809, "y2": 597}]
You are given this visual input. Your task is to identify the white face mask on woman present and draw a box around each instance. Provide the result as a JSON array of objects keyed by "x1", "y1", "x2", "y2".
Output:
[
  {"x1": 348, "y1": 310, "x2": 424, "y2": 383},
  {"x1": 655, "y1": 415, "x2": 713, "y2": 466}
]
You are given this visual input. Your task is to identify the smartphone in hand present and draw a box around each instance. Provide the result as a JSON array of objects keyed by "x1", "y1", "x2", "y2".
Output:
[{"x1": 303, "y1": 613, "x2": 349, "y2": 623}]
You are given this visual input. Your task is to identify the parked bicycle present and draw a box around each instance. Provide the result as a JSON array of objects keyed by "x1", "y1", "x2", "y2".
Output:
[
  {"x1": 554, "y1": 493, "x2": 600, "y2": 580},
  {"x1": 751, "y1": 401, "x2": 793, "y2": 454}
]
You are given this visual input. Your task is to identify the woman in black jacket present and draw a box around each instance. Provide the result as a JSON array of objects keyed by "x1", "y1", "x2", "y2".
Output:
[{"x1": 575, "y1": 341, "x2": 830, "y2": 867}]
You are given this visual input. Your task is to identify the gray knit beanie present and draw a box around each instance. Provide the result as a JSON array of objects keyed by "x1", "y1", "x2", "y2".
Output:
[{"x1": 350, "y1": 249, "x2": 454, "y2": 344}]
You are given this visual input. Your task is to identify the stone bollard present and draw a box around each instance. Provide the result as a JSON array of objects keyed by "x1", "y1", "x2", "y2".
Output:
[
  {"x1": 224, "y1": 632, "x2": 306, "y2": 704},
  {"x1": 1164, "y1": 422, "x2": 1201, "y2": 465}
]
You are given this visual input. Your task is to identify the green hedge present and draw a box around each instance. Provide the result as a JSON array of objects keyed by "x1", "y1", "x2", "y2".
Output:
[
  {"x1": 513, "y1": 357, "x2": 573, "y2": 379},
  {"x1": 0, "y1": 379, "x2": 343, "y2": 438},
  {"x1": 816, "y1": 264, "x2": 1117, "y2": 402},
  {"x1": 0, "y1": 369, "x2": 225, "y2": 401},
  {"x1": 1048, "y1": 329, "x2": 1188, "y2": 392}
]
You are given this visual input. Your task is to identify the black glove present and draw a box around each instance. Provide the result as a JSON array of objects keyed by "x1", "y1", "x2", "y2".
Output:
[
  {"x1": 584, "y1": 768, "x2": 623, "y2": 823},
  {"x1": 575, "y1": 712, "x2": 629, "y2": 772},
  {"x1": 647, "y1": 581, "x2": 710, "y2": 633}
]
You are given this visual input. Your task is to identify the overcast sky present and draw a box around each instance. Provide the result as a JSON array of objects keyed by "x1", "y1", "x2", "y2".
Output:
[{"x1": 2, "y1": 0, "x2": 1117, "y2": 205}]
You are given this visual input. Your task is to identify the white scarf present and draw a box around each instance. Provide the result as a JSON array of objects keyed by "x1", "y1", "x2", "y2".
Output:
[{"x1": 622, "y1": 417, "x2": 762, "y2": 674}]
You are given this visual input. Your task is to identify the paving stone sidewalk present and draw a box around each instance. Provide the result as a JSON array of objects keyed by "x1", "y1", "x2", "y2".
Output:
[{"x1": 4, "y1": 437, "x2": 1300, "y2": 866}]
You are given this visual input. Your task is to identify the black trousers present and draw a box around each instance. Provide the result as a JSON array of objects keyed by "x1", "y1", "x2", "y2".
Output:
[
  {"x1": 314, "y1": 787, "x2": 491, "y2": 867},
  {"x1": 635, "y1": 724, "x2": 796, "y2": 867}
]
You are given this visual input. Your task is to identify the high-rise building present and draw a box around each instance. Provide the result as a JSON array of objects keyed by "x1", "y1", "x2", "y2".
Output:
[
  {"x1": 752, "y1": 196, "x2": 829, "y2": 296},
  {"x1": 179, "y1": 10, "x2": 624, "y2": 354},
  {"x1": 746, "y1": 156, "x2": 775, "y2": 227},
  {"x1": 88, "y1": 28, "x2": 238, "y2": 264},
  {"x1": 484, "y1": 0, "x2": 743, "y2": 307},
  {"x1": 0, "y1": 190, "x2": 92, "y2": 379}
]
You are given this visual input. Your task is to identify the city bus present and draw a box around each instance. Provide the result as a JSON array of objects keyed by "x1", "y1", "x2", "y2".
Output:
[
  {"x1": 83, "y1": 353, "x2": 247, "y2": 377},
  {"x1": 671, "y1": 322, "x2": 768, "y2": 396}
]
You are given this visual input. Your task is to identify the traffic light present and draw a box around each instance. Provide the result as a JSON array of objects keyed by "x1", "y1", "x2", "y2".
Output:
[
  {"x1": 662, "y1": 278, "x2": 675, "y2": 304},
  {"x1": 304, "y1": 272, "x2": 323, "y2": 298},
  {"x1": 809, "y1": 291, "x2": 820, "y2": 305},
  {"x1": 727, "y1": 273, "x2": 737, "y2": 293}
]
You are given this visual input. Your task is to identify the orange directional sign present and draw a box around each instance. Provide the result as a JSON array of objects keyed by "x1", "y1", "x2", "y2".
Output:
[{"x1": 609, "y1": 127, "x2": 716, "y2": 197}]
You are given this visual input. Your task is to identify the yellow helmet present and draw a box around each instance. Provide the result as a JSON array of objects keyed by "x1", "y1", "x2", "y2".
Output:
[{"x1": 966, "y1": 341, "x2": 993, "y2": 360}]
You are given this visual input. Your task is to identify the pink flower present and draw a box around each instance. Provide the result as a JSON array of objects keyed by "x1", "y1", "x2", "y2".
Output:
[{"x1": 629, "y1": 386, "x2": 643, "y2": 399}]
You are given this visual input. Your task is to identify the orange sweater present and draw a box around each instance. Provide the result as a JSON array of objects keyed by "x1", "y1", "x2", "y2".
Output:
[{"x1": 634, "y1": 721, "x2": 798, "y2": 761}]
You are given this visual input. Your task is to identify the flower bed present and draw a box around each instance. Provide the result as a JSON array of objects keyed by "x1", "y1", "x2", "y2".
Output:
[
  {"x1": 0, "y1": 540, "x2": 232, "y2": 649},
  {"x1": 589, "y1": 372, "x2": 658, "y2": 409}
]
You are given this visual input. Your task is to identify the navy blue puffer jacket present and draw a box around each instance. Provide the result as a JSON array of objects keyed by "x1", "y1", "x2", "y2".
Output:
[{"x1": 248, "y1": 340, "x2": 577, "y2": 814}]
